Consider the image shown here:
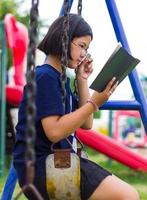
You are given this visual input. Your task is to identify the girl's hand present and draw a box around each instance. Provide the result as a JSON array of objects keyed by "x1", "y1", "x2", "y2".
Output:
[
  {"x1": 76, "y1": 54, "x2": 93, "y2": 80},
  {"x1": 91, "y1": 77, "x2": 118, "y2": 107}
]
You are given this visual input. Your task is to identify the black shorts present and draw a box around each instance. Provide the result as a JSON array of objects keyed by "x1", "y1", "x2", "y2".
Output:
[
  {"x1": 80, "y1": 157, "x2": 112, "y2": 199},
  {"x1": 15, "y1": 157, "x2": 112, "y2": 200}
]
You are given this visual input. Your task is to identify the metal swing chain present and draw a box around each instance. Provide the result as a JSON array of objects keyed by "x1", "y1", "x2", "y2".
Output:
[
  {"x1": 74, "y1": 0, "x2": 83, "y2": 97},
  {"x1": 25, "y1": 0, "x2": 38, "y2": 186},
  {"x1": 60, "y1": 0, "x2": 69, "y2": 112},
  {"x1": 14, "y1": 0, "x2": 43, "y2": 199},
  {"x1": 77, "y1": 0, "x2": 82, "y2": 15}
]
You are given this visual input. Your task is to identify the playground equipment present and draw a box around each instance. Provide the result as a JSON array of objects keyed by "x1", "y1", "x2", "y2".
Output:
[
  {"x1": 76, "y1": 128, "x2": 147, "y2": 171},
  {"x1": 0, "y1": 14, "x2": 28, "y2": 175},
  {"x1": 1, "y1": 0, "x2": 147, "y2": 199},
  {"x1": 0, "y1": 21, "x2": 6, "y2": 179},
  {"x1": 1, "y1": 8, "x2": 35, "y2": 200},
  {"x1": 113, "y1": 110, "x2": 147, "y2": 148},
  {"x1": 5, "y1": 13, "x2": 28, "y2": 105},
  {"x1": 4, "y1": 14, "x2": 29, "y2": 155}
]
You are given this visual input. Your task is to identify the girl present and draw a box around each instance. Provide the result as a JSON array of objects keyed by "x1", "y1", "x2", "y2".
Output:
[{"x1": 13, "y1": 13, "x2": 139, "y2": 200}]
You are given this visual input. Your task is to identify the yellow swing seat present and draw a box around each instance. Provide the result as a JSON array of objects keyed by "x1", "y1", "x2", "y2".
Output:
[{"x1": 46, "y1": 141, "x2": 81, "y2": 200}]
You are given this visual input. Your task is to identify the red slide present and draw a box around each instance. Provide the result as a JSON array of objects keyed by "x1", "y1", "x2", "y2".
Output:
[
  {"x1": 76, "y1": 128, "x2": 147, "y2": 172},
  {"x1": 4, "y1": 14, "x2": 28, "y2": 107}
]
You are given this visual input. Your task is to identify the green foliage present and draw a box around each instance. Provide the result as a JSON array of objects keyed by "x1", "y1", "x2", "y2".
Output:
[
  {"x1": 141, "y1": 75, "x2": 147, "y2": 97},
  {"x1": 0, "y1": 0, "x2": 46, "y2": 33},
  {"x1": 0, "y1": 0, "x2": 29, "y2": 24},
  {"x1": 0, "y1": 0, "x2": 18, "y2": 20},
  {"x1": 69, "y1": 75, "x2": 76, "y2": 92},
  {"x1": 0, "y1": 0, "x2": 45, "y2": 70},
  {"x1": 93, "y1": 110, "x2": 101, "y2": 119},
  {"x1": 0, "y1": 0, "x2": 29, "y2": 69}
]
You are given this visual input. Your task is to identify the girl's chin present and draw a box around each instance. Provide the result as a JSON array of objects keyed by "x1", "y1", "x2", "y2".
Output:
[
  {"x1": 68, "y1": 60, "x2": 79, "y2": 69},
  {"x1": 69, "y1": 63, "x2": 78, "y2": 69}
]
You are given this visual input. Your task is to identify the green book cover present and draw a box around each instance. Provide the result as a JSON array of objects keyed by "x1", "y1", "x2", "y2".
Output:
[{"x1": 90, "y1": 44, "x2": 140, "y2": 92}]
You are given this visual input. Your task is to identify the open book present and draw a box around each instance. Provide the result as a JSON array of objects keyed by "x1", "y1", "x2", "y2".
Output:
[{"x1": 90, "y1": 43, "x2": 140, "y2": 92}]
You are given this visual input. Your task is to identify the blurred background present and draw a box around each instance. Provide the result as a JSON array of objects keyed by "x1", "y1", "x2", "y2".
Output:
[{"x1": 0, "y1": 1, "x2": 147, "y2": 199}]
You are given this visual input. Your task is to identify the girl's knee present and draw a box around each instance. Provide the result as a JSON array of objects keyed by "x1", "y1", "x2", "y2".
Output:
[
  {"x1": 114, "y1": 177, "x2": 140, "y2": 200},
  {"x1": 88, "y1": 175, "x2": 140, "y2": 200},
  {"x1": 124, "y1": 187, "x2": 140, "y2": 200}
]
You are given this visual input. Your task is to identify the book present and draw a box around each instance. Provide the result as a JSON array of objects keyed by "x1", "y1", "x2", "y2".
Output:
[{"x1": 90, "y1": 43, "x2": 140, "y2": 92}]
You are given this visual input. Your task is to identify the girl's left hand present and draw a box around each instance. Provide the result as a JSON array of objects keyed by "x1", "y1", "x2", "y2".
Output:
[{"x1": 76, "y1": 55, "x2": 93, "y2": 80}]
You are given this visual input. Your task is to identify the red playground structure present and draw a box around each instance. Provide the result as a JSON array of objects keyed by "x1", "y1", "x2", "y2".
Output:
[
  {"x1": 4, "y1": 14, "x2": 28, "y2": 154},
  {"x1": 5, "y1": 13, "x2": 28, "y2": 106},
  {"x1": 76, "y1": 128, "x2": 147, "y2": 172},
  {"x1": 114, "y1": 110, "x2": 147, "y2": 148}
]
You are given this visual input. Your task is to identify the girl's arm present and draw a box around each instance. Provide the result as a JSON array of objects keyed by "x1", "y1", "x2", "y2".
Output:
[
  {"x1": 41, "y1": 101, "x2": 95, "y2": 143},
  {"x1": 76, "y1": 76, "x2": 93, "y2": 129},
  {"x1": 42, "y1": 77, "x2": 118, "y2": 143},
  {"x1": 76, "y1": 55, "x2": 94, "y2": 129}
]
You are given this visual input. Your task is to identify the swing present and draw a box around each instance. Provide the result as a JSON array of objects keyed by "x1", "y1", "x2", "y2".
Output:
[
  {"x1": 2, "y1": 0, "x2": 83, "y2": 199},
  {"x1": 46, "y1": 139, "x2": 81, "y2": 200},
  {"x1": 46, "y1": 136, "x2": 87, "y2": 200},
  {"x1": 17, "y1": 0, "x2": 83, "y2": 199},
  {"x1": 14, "y1": 0, "x2": 44, "y2": 199},
  {"x1": 46, "y1": 2, "x2": 83, "y2": 199}
]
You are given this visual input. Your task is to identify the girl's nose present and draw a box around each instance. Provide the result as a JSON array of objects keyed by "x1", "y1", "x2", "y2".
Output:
[{"x1": 80, "y1": 50, "x2": 87, "y2": 58}]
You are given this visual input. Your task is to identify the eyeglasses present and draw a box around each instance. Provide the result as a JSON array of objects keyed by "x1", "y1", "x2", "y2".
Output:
[{"x1": 72, "y1": 41, "x2": 88, "y2": 53}]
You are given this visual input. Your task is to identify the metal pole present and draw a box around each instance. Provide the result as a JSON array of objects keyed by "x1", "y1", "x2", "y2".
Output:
[
  {"x1": 59, "y1": 0, "x2": 74, "y2": 16},
  {"x1": 105, "y1": 0, "x2": 147, "y2": 133},
  {"x1": 0, "y1": 21, "x2": 6, "y2": 177}
]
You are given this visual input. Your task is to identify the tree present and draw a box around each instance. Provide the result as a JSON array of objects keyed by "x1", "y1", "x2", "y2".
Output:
[
  {"x1": 0, "y1": 0, "x2": 30, "y2": 26},
  {"x1": 0, "y1": 0, "x2": 45, "y2": 69},
  {"x1": 0, "y1": 0, "x2": 30, "y2": 69}
]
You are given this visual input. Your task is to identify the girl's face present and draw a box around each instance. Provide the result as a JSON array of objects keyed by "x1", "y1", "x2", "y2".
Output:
[{"x1": 69, "y1": 35, "x2": 92, "y2": 69}]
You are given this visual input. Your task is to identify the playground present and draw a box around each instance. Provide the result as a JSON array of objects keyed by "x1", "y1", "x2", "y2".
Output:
[{"x1": 0, "y1": 0, "x2": 147, "y2": 199}]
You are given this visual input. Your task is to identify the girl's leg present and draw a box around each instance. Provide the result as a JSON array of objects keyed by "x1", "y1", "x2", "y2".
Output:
[{"x1": 88, "y1": 174, "x2": 139, "y2": 200}]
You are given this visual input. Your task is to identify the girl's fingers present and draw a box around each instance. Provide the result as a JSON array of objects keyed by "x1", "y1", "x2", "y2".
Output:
[
  {"x1": 113, "y1": 81, "x2": 119, "y2": 90},
  {"x1": 110, "y1": 81, "x2": 119, "y2": 94},
  {"x1": 109, "y1": 81, "x2": 119, "y2": 96},
  {"x1": 107, "y1": 77, "x2": 116, "y2": 89},
  {"x1": 106, "y1": 77, "x2": 118, "y2": 96}
]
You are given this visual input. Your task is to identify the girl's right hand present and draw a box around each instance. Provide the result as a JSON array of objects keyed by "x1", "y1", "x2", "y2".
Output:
[{"x1": 90, "y1": 77, "x2": 118, "y2": 107}]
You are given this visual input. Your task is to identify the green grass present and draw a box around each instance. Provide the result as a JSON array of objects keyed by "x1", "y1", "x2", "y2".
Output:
[
  {"x1": 0, "y1": 169, "x2": 26, "y2": 199},
  {"x1": 0, "y1": 155, "x2": 26, "y2": 200},
  {"x1": 0, "y1": 148, "x2": 147, "y2": 199}
]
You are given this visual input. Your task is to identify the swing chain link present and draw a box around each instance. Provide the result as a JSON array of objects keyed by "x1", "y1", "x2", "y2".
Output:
[
  {"x1": 74, "y1": 0, "x2": 83, "y2": 97},
  {"x1": 25, "y1": 0, "x2": 38, "y2": 184},
  {"x1": 77, "y1": 0, "x2": 82, "y2": 15},
  {"x1": 27, "y1": 0, "x2": 39, "y2": 72},
  {"x1": 60, "y1": 0, "x2": 69, "y2": 112}
]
